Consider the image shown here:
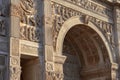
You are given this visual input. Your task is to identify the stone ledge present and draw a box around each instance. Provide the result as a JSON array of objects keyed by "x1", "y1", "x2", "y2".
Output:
[{"x1": 54, "y1": 55, "x2": 66, "y2": 64}]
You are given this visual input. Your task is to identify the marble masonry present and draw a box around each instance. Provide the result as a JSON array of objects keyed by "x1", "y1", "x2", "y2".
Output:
[{"x1": 0, "y1": 0, "x2": 120, "y2": 80}]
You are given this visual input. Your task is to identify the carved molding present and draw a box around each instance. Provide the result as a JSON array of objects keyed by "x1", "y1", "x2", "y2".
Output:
[{"x1": 52, "y1": 2, "x2": 114, "y2": 50}]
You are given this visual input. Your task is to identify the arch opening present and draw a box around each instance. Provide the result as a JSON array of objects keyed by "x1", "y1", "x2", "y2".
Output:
[{"x1": 63, "y1": 25, "x2": 111, "y2": 80}]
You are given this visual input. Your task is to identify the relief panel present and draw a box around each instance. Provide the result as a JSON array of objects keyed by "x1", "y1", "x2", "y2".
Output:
[
  {"x1": 0, "y1": 0, "x2": 8, "y2": 36},
  {"x1": 20, "y1": 0, "x2": 42, "y2": 42}
]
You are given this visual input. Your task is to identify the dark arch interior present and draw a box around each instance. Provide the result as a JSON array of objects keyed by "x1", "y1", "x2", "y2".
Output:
[{"x1": 63, "y1": 25, "x2": 111, "y2": 80}]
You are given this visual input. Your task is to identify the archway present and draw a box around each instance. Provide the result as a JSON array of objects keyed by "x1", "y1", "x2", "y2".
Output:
[
  {"x1": 63, "y1": 25, "x2": 111, "y2": 80},
  {"x1": 55, "y1": 17, "x2": 115, "y2": 80}
]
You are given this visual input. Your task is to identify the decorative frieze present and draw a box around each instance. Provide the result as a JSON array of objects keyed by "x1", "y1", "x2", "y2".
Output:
[
  {"x1": 52, "y1": 2, "x2": 114, "y2": 49},
  {"x1": 20, "y1": 0, "x2": 42, "y2": 42},
  {"x1": 64, "y1": 0, "x2": 112, "y2": 18}
]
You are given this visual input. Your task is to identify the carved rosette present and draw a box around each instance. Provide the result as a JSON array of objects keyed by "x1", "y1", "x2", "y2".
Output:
[
  {"x1": 46, "y1": 62, "x2": 54, "y2": 71},
  {"x1": 20, "y1": 0, "x2": 42, "y2": 42},
  {"x1": 51, "y1": 2, "x2": 114, "y2": 50}
]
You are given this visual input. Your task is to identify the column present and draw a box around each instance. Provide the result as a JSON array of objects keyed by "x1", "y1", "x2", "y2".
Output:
[{"x1": 9, "y1": 0, "x2": 21, "y2": 80}]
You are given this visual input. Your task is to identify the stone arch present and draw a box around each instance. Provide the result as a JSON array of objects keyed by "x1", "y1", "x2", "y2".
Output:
[{"x1": 55, "y1": 16, "x2": 115, "y2": 63}]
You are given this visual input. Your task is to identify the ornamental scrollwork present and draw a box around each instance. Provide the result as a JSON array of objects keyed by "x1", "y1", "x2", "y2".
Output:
[
  {"x1": 52, "y1": 2, "x2": 114, "y2": 49},
  {"x1": 20, "y1": 0, "x2": 42, "y2": 42}
]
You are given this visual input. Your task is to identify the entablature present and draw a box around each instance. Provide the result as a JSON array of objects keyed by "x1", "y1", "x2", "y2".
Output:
[{"x1": 51, "y1": 0, "x2": 113, "y2": 23}]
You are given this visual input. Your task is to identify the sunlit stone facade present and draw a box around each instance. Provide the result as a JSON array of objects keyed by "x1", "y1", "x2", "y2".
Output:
[{"x1": 0, "y1": 0, "x2": 120, "y2": 80}]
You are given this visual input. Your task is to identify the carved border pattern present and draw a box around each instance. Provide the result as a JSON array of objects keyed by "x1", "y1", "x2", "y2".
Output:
[{"x1": 52, "y1": 2, "x2": 114, "y2": 50}]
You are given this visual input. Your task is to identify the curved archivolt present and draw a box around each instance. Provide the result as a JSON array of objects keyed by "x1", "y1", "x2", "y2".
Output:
[{"x1": 63, "y1": 25, "x2": 111, "y2": 80}]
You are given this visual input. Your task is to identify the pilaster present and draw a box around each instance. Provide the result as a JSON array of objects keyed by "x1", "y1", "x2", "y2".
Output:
[
  {"x1": 43, "y1": 0, "x2": 55, "y2": 79},
  {"x1": 113, "y1": 5, "x2": 120, "y2": 80},
  {"x1": 9, "y1": 0, "x2": 21, "y2": 80}
]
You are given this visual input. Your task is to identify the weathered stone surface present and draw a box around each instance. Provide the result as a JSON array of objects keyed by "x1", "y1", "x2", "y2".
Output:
[{"x1": 2, "y1": 0, "x2": 120, "y2": 80}]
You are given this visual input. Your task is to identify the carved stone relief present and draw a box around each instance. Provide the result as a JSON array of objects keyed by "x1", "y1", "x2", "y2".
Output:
[
  {"x1": 10, "y1": 56, "x2": 21, "y2": 80},
  {"x1": 10, "y1": 66, "x2": 21, "y2": 80},
  {"x1": 63, "y1": 0, "x2": 112, "y2": 18},
  {"x1": 51, "y1": 2, "x2": 114, "y2": 50},
  {"x1": 0, "y1": 0, "x2": 8, "y2": 36},
  {"x1": 20, "y1": 0, "x2": 42, "y2": 42},
  {"x1": 10, "y1": 4, "x2": 21, "y2": 17},
  {"x1": 46, "y1": 71, "x2": 64, "y2": 80},
  {"x1": 46, "y1": 62, "x2": 54, "y2": 71}
]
